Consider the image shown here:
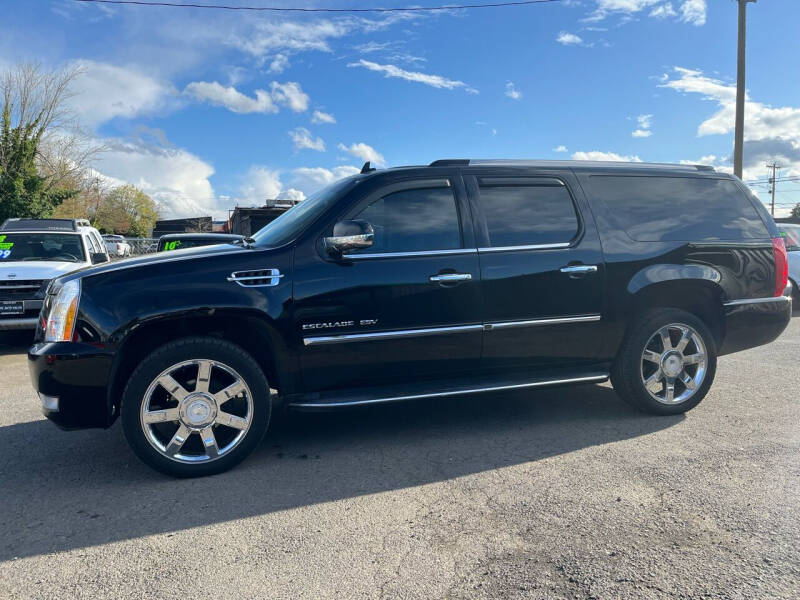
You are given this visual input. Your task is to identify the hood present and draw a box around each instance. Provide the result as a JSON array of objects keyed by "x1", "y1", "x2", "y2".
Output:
[
  {"x1": 62, "y1": 242, "x2": 249, "y2": 280},
  {"x1": 0, "y1": 260, "x2": 83, "y2": 281}
]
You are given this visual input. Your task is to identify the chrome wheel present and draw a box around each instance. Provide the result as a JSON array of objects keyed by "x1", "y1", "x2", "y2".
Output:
[
  {"x1": 140, "y1": 359, "x2": 253, "y2": 463},
  {"x1": 640, "y1": 323, "x2": 707, "y2": 405}
]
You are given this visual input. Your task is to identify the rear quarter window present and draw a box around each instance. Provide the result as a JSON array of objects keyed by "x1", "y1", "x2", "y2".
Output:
[{"x1": 589, "y1": 176, "x2": 769, "y2": 242}]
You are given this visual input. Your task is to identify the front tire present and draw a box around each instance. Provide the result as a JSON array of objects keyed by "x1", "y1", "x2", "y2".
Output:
[
  {"x1": 611, "y1": 308, "x2": 717, "y2": 415},
  {"x1": 121, "y1": 336, "x2": 271, "y2": 477}
]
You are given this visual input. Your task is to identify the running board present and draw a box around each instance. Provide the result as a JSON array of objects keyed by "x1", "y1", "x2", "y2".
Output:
[{"x1": 288, "y1": 372, "x2": 609, "y2": 411}]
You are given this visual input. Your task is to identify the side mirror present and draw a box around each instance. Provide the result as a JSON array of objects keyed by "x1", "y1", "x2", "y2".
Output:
[
  {"x1": 324, "y1": 220, "x2": 374, "y2": 257},
  {"x1": 91, "y1": 253, "x2": 109, "y2": 264}
]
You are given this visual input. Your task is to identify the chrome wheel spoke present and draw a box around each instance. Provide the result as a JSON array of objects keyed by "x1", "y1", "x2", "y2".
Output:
[
  {"x1": 644, "y1": 369, "x2": 663, "y2": 387},
  {"x1": 675, "y1": 328, "x2": 691, "y2": 353},
  {"x1": 643, "y1": 350, "x2": 661, "y2": 363},
  {"x1": 165, "y1": 424, "x2": 191, "y2": 456},
  {"x1": 214, "y1": 379, "x2": 247, "y2": 405},
  {"x1": 683, "y1": 353, "x2": 705, "y2": 365},
  {"x1": 659, "y1": 328, "x2": 673, "y2": 351},
  {"x1": 680, "y1": 371, "x2": 696, "y2": 391},
  {"x1": 195, "y1": 360, "x2": 212, "y2": 393},
  {"x1": 200, "y1": 426, "x2": 219, "y2": 458},
  {"x1": 143, "y1": 407, "x2": 179, "y2": 424},
  {"x1": 157, "y1": 375, "x2": 190, "y2": 402},
  {"x1": 664, "y1": 380, "x2": 676, "y2": 403},
  {"x1": 216, "y1": 410, "x2": 248, "y2": 430}
]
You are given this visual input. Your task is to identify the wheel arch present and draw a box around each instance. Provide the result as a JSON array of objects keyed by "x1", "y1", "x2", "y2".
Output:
[
  {"x1": 624, "y1": 264, "x2": 726, "y2": 347},
  {"x1": 105, "y1": 309, "x2": 294, "y2": 425}
]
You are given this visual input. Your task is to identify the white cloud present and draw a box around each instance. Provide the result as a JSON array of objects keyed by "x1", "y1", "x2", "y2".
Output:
[
  {"x1": 92, "y1": 138, "x2": 222, "y2": 219},
  {"x1": 238, "y1": 166, "x2": 283, "y2": 204},
  {"x1": 185, "y1": 81, "x2": 277, "y2": 114},
  {"x1": 662, "y1": 66, "x2": 800, "y2": 184},
  {"x1": 347, "y1": 59, "x2": 478, "y2": 94},
  {"x1": 557, "y1": 32, "x2": 584, "y2": 46},
  {"x1": 571, "y1": 150, "x2": 643, "y2": 162},
  {"x1": 632, "y1": 113, "x2": 654, "y2": 137},
  {"x1": 69, "y1": 60, "x2": 176, "y2": 128},
  {"x1": 505, "y1": 81, "x2": 522, "y2": 100},
  {"x1": 290, "y1": 165, "x2": 362, "y2": 196},
  {"x1": 184, "y1": 80, "x2": 309, "y2": 114},
  {"x1": 553, "y1": 145, "x2": 569, "y2": 153},
  {"x1": 289, "y1": 127, "x2": 326, "y2": 152},
  {"x1": 311, "y1": 110, "x2": 336, "y2": 124},
  {"x1": 649, "y1": 2, "x2": 677, "y2": 18},
  {"x1": 267, "y1": 54, "x2": 289, "y2": 74},
  {"x1": 270, "y1": 81, "x2": 309, "y2": 112},
  {"x1": 337, "y1": 142, "x2": 385, "y2": 166},
  {"x1": 679, "y1": 0, "x2": 706, "y2": 26}
]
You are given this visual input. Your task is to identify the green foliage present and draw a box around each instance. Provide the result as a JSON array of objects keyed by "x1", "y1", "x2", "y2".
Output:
[
  {"x1": 94, "y1": 185, "x2": 159, "y2": 236},
  {"x1": 791, "y1": 203, "x2": 800, "y2": 219},
  {"x1": 0, "y1": 85, "x2": 73, "y2": 222}
]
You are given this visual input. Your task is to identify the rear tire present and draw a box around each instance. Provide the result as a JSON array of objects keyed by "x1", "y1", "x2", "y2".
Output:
[
  {"x1": 611, "y1": 308, "x2": 717, "y2": 415},
  {"x1": 121, "y1": 336, "x2": 271, "y2": 477}
]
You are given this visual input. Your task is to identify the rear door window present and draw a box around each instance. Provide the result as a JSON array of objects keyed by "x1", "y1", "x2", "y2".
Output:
[
  {"x1": 349, "y1": 185, "x2": 462, "y2": 254},
  {"x1": 476, "y1": 181, "x2": 580, "y2": 248},
  {"x1": 589, "y1": 176, "x2": 769, "y2": 241}
]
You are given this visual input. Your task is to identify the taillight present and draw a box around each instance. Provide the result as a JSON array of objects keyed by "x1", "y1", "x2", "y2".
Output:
[{"x1": 772, "y1": 237, "x2": 789, "y2": 297}]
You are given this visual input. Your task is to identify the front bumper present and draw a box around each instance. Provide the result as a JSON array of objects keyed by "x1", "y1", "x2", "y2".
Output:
[
  {"x1": 719, "y1": 295, "x2": 792, "y2": 356},
  {"x1": 0, "y1": 299, "x2": 43, "y2": 330},
  {"x1": 28, "y1": 342, "x2": 114, "y2": 430}
]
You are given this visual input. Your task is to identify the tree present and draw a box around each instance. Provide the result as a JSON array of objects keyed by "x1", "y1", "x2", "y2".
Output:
[
  {"x1": 94, "y1": 185, "x2": 159, "y2": 236},
  {"x1": 0, "y1": 63, "x2": 98, "y2": 222},
  {"x1": 792, "y1": 203, "x2": 800, "y2": 219}
]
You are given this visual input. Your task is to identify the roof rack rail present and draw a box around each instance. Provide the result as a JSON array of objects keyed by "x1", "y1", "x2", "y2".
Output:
[
  {"x1": 429, "y1": 159, "x2": 470, "y2": 167},
  {"x1": 0, "y1": 218, "x2": 80, "y2": 232},
  {"x1": 74, "y1": 218, "x2": 91, "y2": 227}
]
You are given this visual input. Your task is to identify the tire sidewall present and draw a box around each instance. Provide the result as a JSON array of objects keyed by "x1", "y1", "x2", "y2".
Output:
[{"x1": 121, "y1": 337, "x2": 271, "y2": 477}]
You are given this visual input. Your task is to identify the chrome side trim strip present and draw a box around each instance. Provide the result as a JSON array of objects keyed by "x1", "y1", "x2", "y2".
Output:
[
  {"x1": 485, "y1": 315, "x2": 601, "y2": 330},
  {"x1": 288, "y1": 374, "x2": 610, "y2": 409},
  {"x1": 723, "y1": 296, "x2": 792, "y2": 307},
  {"x1": 478, "y1": 242, "x2": 571, "y2": 253},
  {"x1": 303, "y1": 323, "x2": 482, "y2": 346},
  {"x1": 343, "y1": 248, "x2": 478, "y2": 260}
]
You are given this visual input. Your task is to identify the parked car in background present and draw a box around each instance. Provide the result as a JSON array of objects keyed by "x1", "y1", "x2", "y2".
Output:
[
  {"x1": 29, "y1": 160, "x2": 791, "y2": 477},
  {"x1": 777, "y1": 223, "x2": 800, "y2": 307},
  {"x1": 102, "y1": 234, "x2": 132, "y2": 258},
  {"x1": 157, "y1": 233, "x2": 244, "y2": 252},
  {"x1": 1, "y1": 218, "x2": 109, "y2": 331}
]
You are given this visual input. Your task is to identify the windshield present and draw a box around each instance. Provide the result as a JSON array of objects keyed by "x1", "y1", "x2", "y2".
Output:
[
  {"x1": 0, "y1": 233, "x2": 85, "y2": 262},
  {"x1": 779, "y1": 225, "x2": 800, "y2": 251},
  {"x1": 251, "y1": 177, "x2": 360, "y2": 247}
]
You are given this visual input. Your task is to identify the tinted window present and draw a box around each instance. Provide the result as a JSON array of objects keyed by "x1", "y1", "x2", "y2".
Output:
[
  {"x1": 478, "y1": 184, "x2": 579, "y2": 247},
  {"x1": 590, "y1": 176, "x2": 768, "y2": 241},
  {"x1": 350, "y1": 186, "x2": 461, "y2": 253},
  {"x1": 779, "y1": 225, "x2": 800, "y2": 251},
  {"x1": 0, "y1": 233, "x2": 85, "y2": 262}
]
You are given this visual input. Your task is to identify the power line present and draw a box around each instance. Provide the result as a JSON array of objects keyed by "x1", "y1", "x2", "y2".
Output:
[{"x1": 73, "y1": 0, "x2": 562, "y2": 12}]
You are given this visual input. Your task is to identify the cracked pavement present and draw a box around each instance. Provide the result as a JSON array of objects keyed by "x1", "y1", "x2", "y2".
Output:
[{"x1": 1, "y1": 320, "x2": 799, "y2": 599}]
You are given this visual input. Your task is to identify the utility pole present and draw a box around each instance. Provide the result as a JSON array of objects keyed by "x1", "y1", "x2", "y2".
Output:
[
  {"x1": 767, "y1": 162, "x2": 781, "y2": 216},
  {"x1": 734, "y1": 0, "x2": 757, "y2": 179}
]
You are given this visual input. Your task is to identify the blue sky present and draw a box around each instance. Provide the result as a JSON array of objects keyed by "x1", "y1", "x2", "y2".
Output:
[{"x1": 3, "y1": 0, "x2": 800, "y2": 218}]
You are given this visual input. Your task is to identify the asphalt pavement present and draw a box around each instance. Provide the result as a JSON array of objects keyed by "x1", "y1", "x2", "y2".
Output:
[{"x1": 0, "y1": 322, "x2": 798, "y2": 599}]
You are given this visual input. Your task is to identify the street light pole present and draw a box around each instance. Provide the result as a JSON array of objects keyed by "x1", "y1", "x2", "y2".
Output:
[{"x1": 734, "y1": 0, "x2": 757, "y2": 179}]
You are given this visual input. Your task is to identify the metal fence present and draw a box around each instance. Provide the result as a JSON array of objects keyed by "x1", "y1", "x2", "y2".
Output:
[{"x1": 124, "y1": 238, "x2": 159, "y2": 255}]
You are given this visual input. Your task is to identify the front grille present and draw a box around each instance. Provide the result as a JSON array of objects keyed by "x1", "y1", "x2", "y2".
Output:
[{"x1": 0, "y1": 279, "x2": 48, "y2": 300}]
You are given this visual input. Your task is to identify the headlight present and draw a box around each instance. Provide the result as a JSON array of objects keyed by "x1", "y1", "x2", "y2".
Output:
[{"x1": 45, "y1": 280, "x2": 81, "y2": 342}]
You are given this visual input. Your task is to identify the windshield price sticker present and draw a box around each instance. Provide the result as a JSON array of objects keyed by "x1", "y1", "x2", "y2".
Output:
[{"x1": 0, "y1": 235, "x2": 13, "y2": 259}]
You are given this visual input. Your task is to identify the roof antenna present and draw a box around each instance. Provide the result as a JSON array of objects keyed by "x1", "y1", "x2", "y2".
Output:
[{"x1": 360, "y1": 161, "x2": 376, "y2": 174}]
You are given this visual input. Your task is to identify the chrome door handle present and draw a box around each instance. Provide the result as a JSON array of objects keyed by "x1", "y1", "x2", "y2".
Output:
[
  {"x1": 429, "y1": 273, "x2": 472, "y2": 283},
  {"x1": 560, "y1": 265, "x2": 598, "y2": 274}
]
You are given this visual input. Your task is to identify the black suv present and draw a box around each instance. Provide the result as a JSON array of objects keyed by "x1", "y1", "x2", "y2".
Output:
[{"x1": 29, "y1": 160, "x2": 792, "y2": 477}]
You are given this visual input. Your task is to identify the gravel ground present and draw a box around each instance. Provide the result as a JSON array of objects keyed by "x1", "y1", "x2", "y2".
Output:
[{"x1": 0, "y1": 321, "x2": 798, "y2": 600}]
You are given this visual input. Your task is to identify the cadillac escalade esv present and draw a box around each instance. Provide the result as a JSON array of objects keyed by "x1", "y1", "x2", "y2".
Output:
[{"x1": 29, "y1": 159, "x2": 792, "y2": 477}]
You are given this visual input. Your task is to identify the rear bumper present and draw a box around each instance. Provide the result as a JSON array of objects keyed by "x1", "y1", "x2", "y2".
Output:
[
  {"x1": 719, "y1": 295, "x2": 792, "y2": 356},
  {"x1": 28, "y1": 342, "x2": 114, "y2": 430}
]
